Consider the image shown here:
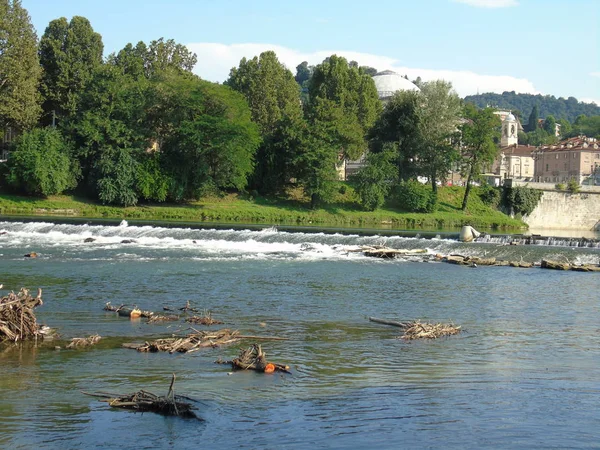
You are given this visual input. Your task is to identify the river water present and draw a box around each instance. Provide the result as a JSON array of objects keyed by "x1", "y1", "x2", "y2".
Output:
[{"x1": 1, "y1": 221, "x2": 599, "y2": 449}]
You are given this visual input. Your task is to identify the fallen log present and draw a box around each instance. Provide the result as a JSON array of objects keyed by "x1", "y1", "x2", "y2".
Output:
[
  {"x1": 83, "y1": 374, "x2": 200, "y2": 420},
  {"x1": 368, "y1": 316, "x2": 409, "y2": 328},
  {"x1": 124, "y1": 328, "x2": 241, "y2": 353},
  {"x1": 369, "y1": 317, "x2": 461, "y2": 340}
]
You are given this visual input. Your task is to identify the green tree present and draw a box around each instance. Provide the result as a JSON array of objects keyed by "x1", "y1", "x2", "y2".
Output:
[
  {"x1": 0, "y1": 0, "x2": 41, "y2": 130},
  {"x1": 543, "y1": 114, "x2": 557, "y2": 136},
  {"x1": 308, "y1": 54, "x2": 381, "y2": 160},
  {"x1": 417, "y1": 80, "x2": 462, "y2": 196},
  {"x1": 459, "y1": 105, "x2": 501, "y2": 210},
  {"x1": 295, "y1": 61, "x2": 312, "y2": 86},
  {"x1": 351, "y1": 144, "x2": 397, "y2": 210},
  {"x1": 368, "y1": 89, "x2": 422, "y2": 181},
  {"x1": 225, "y1": 51, "x2": 304, "y2": 192},
  {"x1": 155, "y1": 75, "x2": 260, "y2": 200},
  {"x1": 526, "y1": 105, "x2": 539, "y2": 132},
  {"x1": 94, "y1": 146, "x2": 139, "y2": 206},
  {"x1": 110, "y1": 38, "x2": 197, "y2": 80},
  {"x1": 6, "y1": 127, "x2": 78, "y2": 196},
  {"x1": 39, "y1": 16, "x2": 103, "y2": 124}
]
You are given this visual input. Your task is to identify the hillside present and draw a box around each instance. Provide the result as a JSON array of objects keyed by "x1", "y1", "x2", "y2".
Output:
[{"x1": 464, "y1": 92, "x2": 600, "y2": 122}]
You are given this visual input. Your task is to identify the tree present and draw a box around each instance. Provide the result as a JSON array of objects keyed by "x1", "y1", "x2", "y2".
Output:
[
  {"x1": 110, "y1": 38, "x2": 197, "y2": 80},
  {"x1": 6, "y1": 127, "x2": 78, "y2": 196},
  {"x1": 526, "y1": 105, "x2": 539, "y2": 132},
  {"x1": 295, "y1": 61, "x2": 312, "y2": 86},
  {"x1": 417, "y1": 80, "x2": 462, "y2": 196},
  {"x1": 226, "y1": 51, "x2": 304, "y2": 193},
  {"x1": 39, "y1": 16, "x2": 103, "y2": 124},
  {"x1": 307, "y1": 54, "x2": 381, "y2": 160},
  {"x1": 359, "y1": 66, "x2": 378, "y2": 77},
  {"x1": 0, "y1": 0, "x2": 41, "y2": 130},
  {"x1": 459, "y1": 105, "x2": 500, "y2": 210},
  {"x1": 156, "y1": 75, "x2": 260, "y2": 200},
  {"x1": 368, "y1": 89, "x2": 422, "y2": 181},
  {"x1": 351, "y1": 144, "x2": 397, "y2": 210},
  {"x1": 543, "y1": 114, "x2": 557, "y2": 136}
]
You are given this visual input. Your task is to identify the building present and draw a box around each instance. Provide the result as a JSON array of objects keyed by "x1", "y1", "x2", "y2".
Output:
[
  {"x1": 371, "y1": 70, "x2": 420, "y2": 101},
  {"x1": 533, "y1": 136, "x2": 600, "y2": 185},
  {"x1": 484, "y1": 113, "x2": 534, "y2": 185}
]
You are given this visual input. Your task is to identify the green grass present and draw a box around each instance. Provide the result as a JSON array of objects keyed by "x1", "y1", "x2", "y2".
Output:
[{"x1": 0, "y1": 185, "x2": 525, "y2": 231}]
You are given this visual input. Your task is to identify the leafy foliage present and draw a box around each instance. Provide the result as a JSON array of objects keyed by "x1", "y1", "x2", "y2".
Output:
[
  {"x1": 39, "y1": 16, "x2": 103, "y2": 124},
  {"x1": 501, "y1": 186, "x2": 543, "y2": 217},
  {"x1": 0, "y1": 0, "x2": 41, "y2": 130},
  {"x1": 465, "y1": 92, "x2": 600, "y2": 123},
  {"x1": 395, "y1": 180, "x2": 437, "y2": 213},
  {"x1": 567, "y1": 179, "x2": 580, "y2": 194},
  {"x1": 459, "y1": 105, "x2": 501, "y2": 210},
  {"x1": 6, "y1": 127, "x2": 78, "y2": 196},
  {"x1": 351, "y1": 146, "x2": 397, "y2": 211},
  {"x1": 477, "y1": 184, "x2": 501, "y2": 208},
  {"x1": 94, "y1": 147, "x2": 139, "y2": 206}
]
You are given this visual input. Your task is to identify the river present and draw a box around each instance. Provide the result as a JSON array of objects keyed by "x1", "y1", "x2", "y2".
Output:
[{"x1": 1, "y1": 220, "x2": 599, "y2": 449}]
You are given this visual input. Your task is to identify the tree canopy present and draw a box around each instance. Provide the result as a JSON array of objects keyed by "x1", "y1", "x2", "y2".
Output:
[{"x1": 0, "y1": 0, "x2": 41, "y2": 130}]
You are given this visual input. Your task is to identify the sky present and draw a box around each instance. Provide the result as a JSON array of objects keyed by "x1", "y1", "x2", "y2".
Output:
[{"x1": 22, "y1": 0, "x2": 600, "y2": 104}]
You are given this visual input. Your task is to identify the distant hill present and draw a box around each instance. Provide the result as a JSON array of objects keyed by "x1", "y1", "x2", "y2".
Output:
[{"x1": 464, "y1": 92, "x2": 600, "y2": 123}]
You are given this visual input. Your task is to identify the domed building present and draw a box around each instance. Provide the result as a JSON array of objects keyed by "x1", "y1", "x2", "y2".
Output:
[{"x1": 372, "y1": 70, "x2": 420, "y2": 101}]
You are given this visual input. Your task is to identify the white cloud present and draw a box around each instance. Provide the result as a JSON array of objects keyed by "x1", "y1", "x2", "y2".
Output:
[
  {"x1": 452, "y1": 0, "x2": 518, "y2": 8},
  {"x1": 187, "y1": 42, "x2": 537, "y2": 98},
  {"x1": 590, "y1": 72, "x2": 600, "y2": 78}
]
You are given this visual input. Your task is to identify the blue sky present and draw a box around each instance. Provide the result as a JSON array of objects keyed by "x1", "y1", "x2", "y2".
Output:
[{"x1": 22, "y1": 0, "x2": 600, "y2": 104}]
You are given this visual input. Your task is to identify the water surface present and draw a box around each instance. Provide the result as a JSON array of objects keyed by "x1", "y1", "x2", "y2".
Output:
[{"x1": 0, "y1": 221, "x2": 599, "y2": 449}]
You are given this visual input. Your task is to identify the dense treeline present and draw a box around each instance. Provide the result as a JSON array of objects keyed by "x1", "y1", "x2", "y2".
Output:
[
  {"x1": 0, "y1": 1, "x2": 593, "y2": 215},
  {"x1": 464, "y1": 91, "x2": 600, "y2": 123}
]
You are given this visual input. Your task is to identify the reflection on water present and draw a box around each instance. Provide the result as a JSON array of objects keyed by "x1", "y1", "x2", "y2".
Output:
[{"x1": 0, "y1": 221, "x2": 599, "y2": 449}]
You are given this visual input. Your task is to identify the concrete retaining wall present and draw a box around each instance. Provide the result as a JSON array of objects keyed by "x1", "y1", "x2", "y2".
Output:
[{"x1": 524, "y1": 190, "x2": 600, "y2": 230}]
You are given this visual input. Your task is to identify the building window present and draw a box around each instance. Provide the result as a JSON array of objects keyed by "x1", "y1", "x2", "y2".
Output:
[{"x1": 546, "y1": 164, "x2": 549, "y2": 171}]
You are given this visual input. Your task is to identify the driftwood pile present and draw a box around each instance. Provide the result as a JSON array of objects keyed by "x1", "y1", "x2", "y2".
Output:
[
  {"x1": 0, "y1": 288, "x2": 44, "y2": 342},
  {"x1": 147, "y1": 314, "x2": 179, "y2": 324},
  {"x1": 84, "y1": 374, "x2": 200, "y2": 419},
  {"x1": 185, "y1": 311, "x2": 224, "y2": 326},
  {"x1": 369, "y1": 317, "x2": 461, "y2": 340},
  {"x1": 123, "y1": 328, "x2": 241, "y2": 353},
  {"x1": 217, "y1": 344, "x2": 290, "y2": 373},
  {"x1": 67, "y1": 334, "x2": 101, "y2": 349}
]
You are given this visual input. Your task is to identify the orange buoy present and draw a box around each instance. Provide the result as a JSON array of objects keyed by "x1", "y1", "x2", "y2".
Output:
[
  {"x1": 130, "y1": 307, "x2": 142, "y2": 319},
  {"x1": 264, "y1": 363, "x2": 276, "y2": 373}
]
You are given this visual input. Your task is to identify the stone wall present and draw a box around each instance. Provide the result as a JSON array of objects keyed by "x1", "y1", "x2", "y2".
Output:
[{"x1": 524, "y1": 190, "x2": 600, "y2": 230}]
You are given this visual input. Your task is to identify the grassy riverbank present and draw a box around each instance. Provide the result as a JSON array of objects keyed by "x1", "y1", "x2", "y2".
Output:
[{"x1": 0, "y1": 186, "x2": 525, "y2": 230}]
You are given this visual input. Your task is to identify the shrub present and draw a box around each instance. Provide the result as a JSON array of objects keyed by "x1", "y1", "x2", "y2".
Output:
[
  {"x1": 501, "y1": 186, "x2": 543, "y2": 217},
  {"x1": 567, "y1": 179, "x2": 580, "y2": 194},
  {"x1": 395, "y1": 180, "x2": 437, "y2": 213},
  {"x1": 6, "y1": 128, "x2": 79, "y2": 196},
  {"x1": 555, "y1": 183, "x2": 566, "y2": 191},
  {"x1": 478, "y1": 184, "x2": 501, "y2": 208}
]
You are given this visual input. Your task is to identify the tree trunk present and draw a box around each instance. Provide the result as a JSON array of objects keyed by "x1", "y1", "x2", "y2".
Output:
[{"x1": 461, "y1": 165, "x2": 474, "y2": 210}]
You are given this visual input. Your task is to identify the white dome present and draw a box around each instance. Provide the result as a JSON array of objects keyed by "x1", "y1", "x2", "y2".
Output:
[
  {"x1": 372, "y1": 70, "x2": 420, "y2": 99},
  {"x1": 505, "y1": 113, "x2": 517, "y2": 122}
]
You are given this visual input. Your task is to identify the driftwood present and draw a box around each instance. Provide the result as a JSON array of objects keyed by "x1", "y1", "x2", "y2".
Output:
[
  {"x1": 217, "y1": 344, "x2": 291, "y2": 373},
  {"x1": 185, "y1": 310, "x2": 224, "y2": 326},
  {"x1": 369, "y1": 316, "x2": 461, "y2": 340},
  {"x1": 83, "y1": 374, "x2": 200, "y2": 419},
  {"x1": 147, "y1": 314, "x2": 179, "y2": 324},
  {"x1": 0, "y1": 288, "x2": 44, "y2": 342},
  {"x1": 124, "y1": 328, "x2": 241, "y2": 354},
  {"x1": 67, "y1": 334, "x2": 101, "y2": 349}
]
